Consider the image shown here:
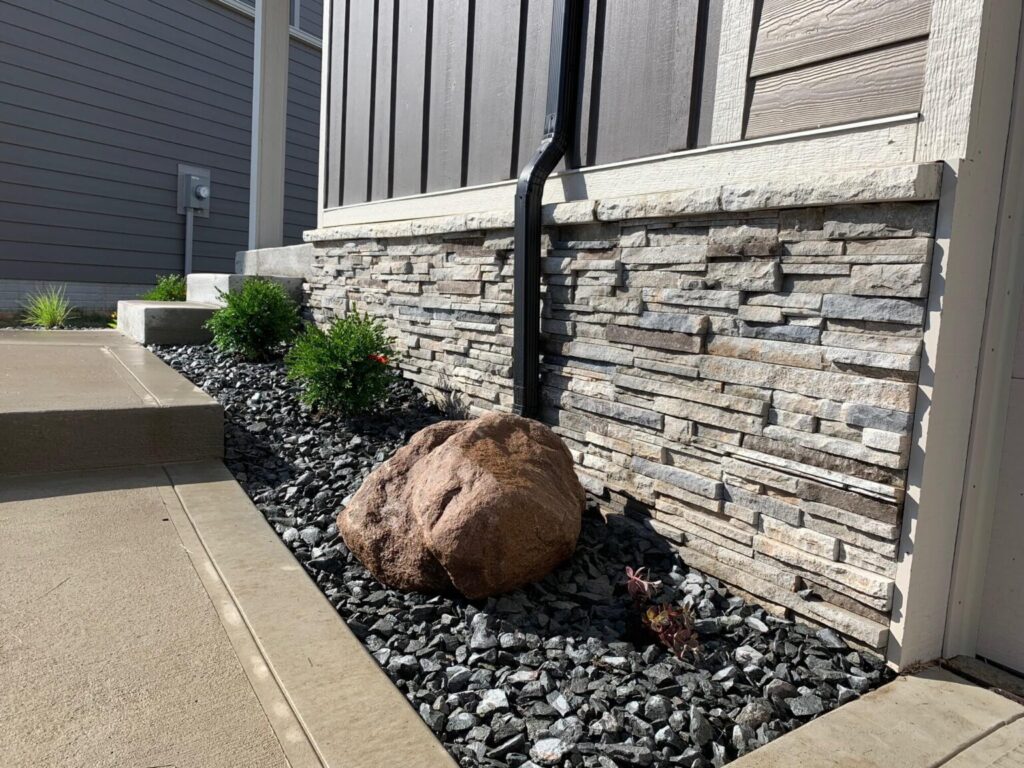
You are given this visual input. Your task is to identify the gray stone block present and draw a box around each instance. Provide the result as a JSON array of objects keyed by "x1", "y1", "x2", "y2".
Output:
[
  {"x1": 632, "y1": 456, "x2": 723, "y2": 499},
  {"x1": 117, "y1": 300, "x2": 218, "y2": 345},
  {"x1": 186, "y1": 273, "x2": 304, "y2": 306},
  {"x1": 821, "y1": 294, "x2": 926, "y2": 325},
  {"x1": 235, "y1": 243, "x2": 314, "y2": 277}
]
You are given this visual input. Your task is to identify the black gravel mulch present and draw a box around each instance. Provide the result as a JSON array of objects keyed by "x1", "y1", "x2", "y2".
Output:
[{"x1": 153, "y1": 344, "x2": 892, "y2": 768}]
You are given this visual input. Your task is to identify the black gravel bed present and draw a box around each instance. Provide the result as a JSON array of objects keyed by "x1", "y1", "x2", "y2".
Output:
[{"x1": 154, "y1": 344, "x2": 892, "y2": 768}]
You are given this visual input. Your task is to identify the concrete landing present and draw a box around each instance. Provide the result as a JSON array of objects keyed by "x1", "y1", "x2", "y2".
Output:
[
  {"x1": 0, "y1": 330, "x2": 222, "y2": 475},
  {"x1": 732, "y1": 666, "x2": 1024, "y2": 768},
  {"x1": 187, "y1": 272, "x2": 304, "y2": 305}
]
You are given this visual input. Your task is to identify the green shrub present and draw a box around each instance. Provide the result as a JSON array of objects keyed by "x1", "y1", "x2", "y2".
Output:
[
  {"x1": 205, "y1": 278, "x2": 300, "y2": 360},
  {"x1": 21, "y1": 285, "x2": 75, "y2": 328},
  {"x1": 140, "y1": 274, "x2": 187, "y2": 301},
  {"x1": 285, "y1": 312, "x2": 398, "y2": 414}
]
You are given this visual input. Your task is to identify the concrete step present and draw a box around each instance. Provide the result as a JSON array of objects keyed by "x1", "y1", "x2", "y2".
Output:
[
  {"x1": 117, "y1": 299, "x2": 218, "y2": 345},
  {"x1": 0, "y1": 330, "x2": 222, "y2": 475},
  {"x1": 235, "y1": 243, "x2": 313, "y2": 279},
  {"x1": 186, "y1": 272, "x2": 304, "y2": 306}
]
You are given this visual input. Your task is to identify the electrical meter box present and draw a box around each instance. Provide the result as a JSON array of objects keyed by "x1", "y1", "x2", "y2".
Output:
[{"x1": 177, "y1": 164, "x2": 211, "y2": 218}]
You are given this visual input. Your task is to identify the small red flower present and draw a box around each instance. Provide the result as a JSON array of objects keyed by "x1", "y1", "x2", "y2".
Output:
[{"x1": 368, "y1": 353, "x2": 389, "y2": 364}]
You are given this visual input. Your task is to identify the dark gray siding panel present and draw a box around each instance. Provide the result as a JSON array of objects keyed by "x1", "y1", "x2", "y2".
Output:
[
  {"x1": 584, "y1": 0, "x2": 699, "y2": 165},
  {"x1": 391, "y1": 1, "x2": 430, "y2": 198},
  {"x1": 285, "y1": 41, "x2": 322, "y2": 244},
  {"x1": 324, "y1": 0, "x2": 711, "y2": 206},
  {"x1": 0, "y1": 0, "x2": 321, "y2": 286},
  {"x1": 300, "y1": 0, "x2": 324, "y2": 37}
]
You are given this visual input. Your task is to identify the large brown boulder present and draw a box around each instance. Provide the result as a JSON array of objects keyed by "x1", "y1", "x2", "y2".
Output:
[{"x1": 338, "y1": 412, "x2": 585, "y2": 598}]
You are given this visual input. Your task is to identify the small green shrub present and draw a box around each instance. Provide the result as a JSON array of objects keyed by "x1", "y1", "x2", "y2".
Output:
[
  {"x1": 140, "y1": 274, "x2": 187, "y2": 301},
  {"x1": 205, "y1": 278, "x2": 300, "y2": 360},
  {"x1": 21, "y1": 285, "x2": 75, "y2": 328},
  {"x1": 285, "y1": 312, "x2": 398, "y2": 414}
]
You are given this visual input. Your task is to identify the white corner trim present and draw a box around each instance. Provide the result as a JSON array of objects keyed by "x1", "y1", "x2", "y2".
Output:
[
  {"x1": 942, "y1": 4, "x2": 1024, "y2": 661},
  {"x1": 915, "y1": 0, "x2": 985, "y2": 161},
  {"x1": 710, "y1": 0, "x2": 756, "y2": 144},
  {"x1": 315, "y1": 113, "x2": 921, "y2": 228},
  {"x1": 316, "y1": 0, "x2": 331, "y2": 225},
  {"x1": 210, "y1": 0, "x2": 323, "y2": 49},
  {"x1": 888, "y1": 0, "x2": 1022, "y2": 670}
]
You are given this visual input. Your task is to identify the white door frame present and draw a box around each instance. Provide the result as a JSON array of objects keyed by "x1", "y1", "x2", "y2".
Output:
[{"x1": 944, "y1": 12, "x2": 1024, "y2": 659}]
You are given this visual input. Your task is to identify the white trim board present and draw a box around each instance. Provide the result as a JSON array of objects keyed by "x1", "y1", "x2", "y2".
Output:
[
  {"x1": 317, "y1": 113, "x2": 921, "y2": 227},
  {"x1": 887, "y1": 0, "x2": 1023, "y2": 669},
  {"x1": 210, "y1": 0, "x2": 323, "y2": 49},
  {"x1": 943, "y1": 4, "x2": 1024, "y2": 661}
]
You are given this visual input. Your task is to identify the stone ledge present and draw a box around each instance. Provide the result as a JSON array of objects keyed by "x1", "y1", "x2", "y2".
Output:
[{"x1": 304, "y1": 162, "x2": 942, "y2": 244}]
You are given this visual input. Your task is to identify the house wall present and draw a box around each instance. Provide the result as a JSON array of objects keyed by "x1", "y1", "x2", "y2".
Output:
[
  {"x1": 0, "y1": 0, "x2": 321, "y2": 310},
  {"x1": 302, "y1": 163, "x2": 942, "y2": 652},
  {"x1": 321, "y1": 0, "x2": 931, "y2": 217}
]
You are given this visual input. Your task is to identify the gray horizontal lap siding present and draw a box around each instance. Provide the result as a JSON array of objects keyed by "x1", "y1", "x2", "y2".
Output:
[{"x1": 0, "y1": 0, "x2": 320, "y2": 287}]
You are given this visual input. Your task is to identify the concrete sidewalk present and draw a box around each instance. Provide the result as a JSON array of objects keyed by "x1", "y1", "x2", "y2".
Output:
[
  {"x1": 0, "y1": 465, "x2": 299, "y2": 768},
  {"x1": 0, "y1": 462, "x2": 456, "y2": 768},
  {"x1": 733, "y1": 666, "x2": 1024, "y2": 767},
  {"x1": 0, "y1": 330, "x2": 455, "y2": 768}
]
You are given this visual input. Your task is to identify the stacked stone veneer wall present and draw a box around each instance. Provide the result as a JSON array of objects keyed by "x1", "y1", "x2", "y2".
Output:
[{"x1": 305, "y1": 165, "x2": 942, "y2": 651}]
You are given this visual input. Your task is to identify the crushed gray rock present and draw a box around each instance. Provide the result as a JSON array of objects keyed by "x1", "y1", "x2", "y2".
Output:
[{"x1": 153, "y1": 344, "x2": 893, "y2": 768}]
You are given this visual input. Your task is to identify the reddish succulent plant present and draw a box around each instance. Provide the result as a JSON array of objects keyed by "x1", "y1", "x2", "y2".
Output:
[
  {"x1": 643, "y1": 603, "x2": 700, "y2": 659},
  {"x1": 624, "y1": 566, "x2": 700, "y2": 659},
  {"x1": 624, "y1": 566, "x2": 662, "y2": 603}
]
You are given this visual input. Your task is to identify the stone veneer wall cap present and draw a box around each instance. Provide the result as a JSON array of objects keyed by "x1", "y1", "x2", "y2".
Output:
[
  {"x1": 304, "y1": 162, "x2": 943, "y2": 243},
  {"x1": 721, "y1": 163, "x2": 944, "y2": 213}
]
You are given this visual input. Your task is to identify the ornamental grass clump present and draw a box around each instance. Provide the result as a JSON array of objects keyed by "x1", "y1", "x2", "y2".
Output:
[
  {"x1": 205, "y1": 278, "x2": 300, "y2": 360},
  {"x1": 21, "y1": 285, "x2": 75, "y2": 328},
  {"x1": 139, "y1": 273, "x2": 186, "y2": 301},
  {"x1": 285, "y1": 311, "x2": 397, "y2": 415}
]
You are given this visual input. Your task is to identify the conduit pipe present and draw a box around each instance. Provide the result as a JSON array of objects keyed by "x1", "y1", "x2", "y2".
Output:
[{"x1": 511, "y1": 0, "x2": 584, "y2": 418}]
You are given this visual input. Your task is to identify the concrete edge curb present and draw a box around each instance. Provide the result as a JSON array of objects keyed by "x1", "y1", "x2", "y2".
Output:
[
  {"x1": 156, "y1": 477, "x2": 325, "y2": 768},
  {"x1": 164, "y1": 459, "x2": 458, "y2": 768}
]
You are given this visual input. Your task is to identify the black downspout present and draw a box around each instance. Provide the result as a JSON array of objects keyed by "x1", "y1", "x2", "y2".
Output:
[{"x1": 512, "y1": 0, "x2": 584, "y2": 419}]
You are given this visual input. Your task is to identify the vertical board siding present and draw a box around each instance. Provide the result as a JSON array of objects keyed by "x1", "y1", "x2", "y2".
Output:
[
  {"x1": 390, "y1": 1, "x2": 430, "y2": 198},
  {"x1": 465, "y1": 0, "x2": 521, "y2": 186},
  {"x1": 694, "y1": 0, "x2": 722, "y2": 148},
  {"x1": 0, "y1": 0, "x2": 320, "y2": 286},
  {"x1": 370, "y1": 0, "x2": 396, "y2": 200},
  {"x1": 425, "y1": 0, "x2": 470, "y2": 193},
  {"x1": 587, "y1": 0, "x2": 699, "y2": 164},
  {"x1": 342, "y1": 0, "x2": 375, "y2": 205},
  {"x1": 516, "y1": 0, "x2": 555, "y2": 173},
  {"x1": 324, "y1": 0, "x2": 713, "y2": 208},
  {"x1": 326, "y1": 0, "x2": 348, "y2": 208}
]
